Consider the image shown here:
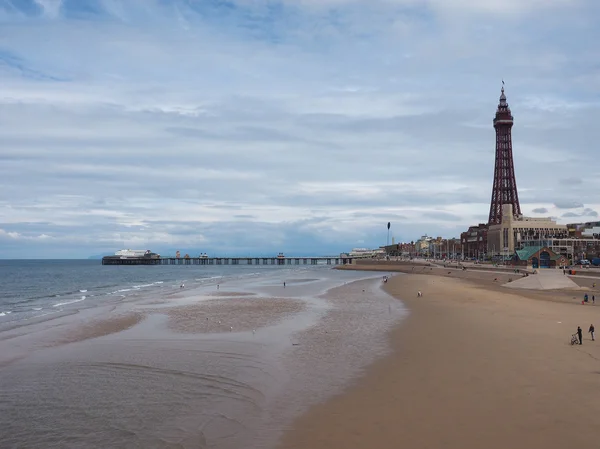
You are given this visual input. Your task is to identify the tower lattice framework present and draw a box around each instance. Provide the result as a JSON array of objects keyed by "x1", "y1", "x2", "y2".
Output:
[{"x1": 488, "y1": 84, "x2": 521, "y2": 225}]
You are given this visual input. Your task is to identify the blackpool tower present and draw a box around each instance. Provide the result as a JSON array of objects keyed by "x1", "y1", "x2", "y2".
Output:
[{"x1": 488, "y1": 83, "x2": 522, "y2": 225}]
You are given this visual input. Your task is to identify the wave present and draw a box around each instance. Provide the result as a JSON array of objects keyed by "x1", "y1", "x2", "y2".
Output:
[
  {"x1": 132, "y1": 281, "x2": 164, "y2": 288},
  {"x1": 114, "y1": 281, "x2": 165, "y2": 294},
  {"x1": 80, "y1": 289, "x2": 87, "y2": 293},
  {"x1": 53, "y1": 296, "x2": 86, "y2": 307}
]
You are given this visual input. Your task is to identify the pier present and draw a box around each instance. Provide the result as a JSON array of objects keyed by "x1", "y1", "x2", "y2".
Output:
[{"x1": 101, "y1": 256, "x2": 354, "y2": 266}]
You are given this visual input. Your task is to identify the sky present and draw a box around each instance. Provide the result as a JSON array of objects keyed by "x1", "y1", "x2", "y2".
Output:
[{"x1": 1, "y1": 0, "x2": 600, "y2": 258}]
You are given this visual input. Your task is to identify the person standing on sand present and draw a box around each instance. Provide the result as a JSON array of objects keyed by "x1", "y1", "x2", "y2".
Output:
[
  {"x1": 589, "y1": 324, "x2": 595, "y2": 341},
  {"x1": 593, "y1": 295, "x2": 595, "y2": 305},
  {"x1": 283, "y1": 282, "x2": 286, "y2": 288},
  {"x1": 578, "y1": 326, "x2": 583, "y2": 345}
]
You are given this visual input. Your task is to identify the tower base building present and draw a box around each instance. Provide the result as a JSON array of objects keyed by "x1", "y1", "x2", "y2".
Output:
[{"x1": 487, "y1": 205, "x2": 568, "y2": 258}]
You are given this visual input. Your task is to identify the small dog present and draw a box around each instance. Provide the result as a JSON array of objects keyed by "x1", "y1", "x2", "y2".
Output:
[{"x1": 417, "y1": 291, "x2": 422, "y2": 297}]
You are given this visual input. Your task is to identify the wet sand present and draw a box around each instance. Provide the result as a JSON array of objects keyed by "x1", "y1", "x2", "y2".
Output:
[
  {"x1": 55, "y1": 313, "x2": 144, "y2": 346},
  {"x1": 204, "y1": 291, "x2": 257, "y2": 297},
  {"x1": 166, "y1": 297, "x2": 305, "y2": 334},
  {"x1": 279, "y1": 269, "x2": 600, "y2": 449},
  {"x1": 1, "y1": 268, "x2": 406, "y2": 449}
]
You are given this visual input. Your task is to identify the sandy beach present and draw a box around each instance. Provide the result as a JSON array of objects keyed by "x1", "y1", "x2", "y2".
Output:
[{"x1": 278, "y1": 266, "x2": 600, "y2": 449}]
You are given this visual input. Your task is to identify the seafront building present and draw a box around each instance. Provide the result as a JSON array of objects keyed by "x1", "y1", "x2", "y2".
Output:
[
  {"x1": 460, "y1": 224, "x2": 488, "y2": 259},
  {"x1": 567, "y1": 221, "x2": 600, "y2": 238},
  {"x1": 346, "y1": 248, "x2": 386, "y2": 258},
  {"x1": 428, "y1": 237, "x2": 461, "y2": 259},
  {"x1": 415, "y1": 235, "x2": 432, "y2": 255},
  {"x1": 381, "y1": 237, "x2": 460, "y2": 259},
  {"x1": 518, "y1": 220, "x2": 600, "y2": 262},
  {"x1": 513, "y1": 245, "x2": 569, "y2": 269},
  {"x1": 486, "y1": 204, "x2": 567, "y2": 258},
  {"x1": 381, "y1": 241, "x2": 417, "y2": 257}
]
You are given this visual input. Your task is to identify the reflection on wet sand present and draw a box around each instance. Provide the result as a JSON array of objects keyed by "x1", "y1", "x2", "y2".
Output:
[{"x1": 282, "y1": 279, "x2": 319, "y2": 284}]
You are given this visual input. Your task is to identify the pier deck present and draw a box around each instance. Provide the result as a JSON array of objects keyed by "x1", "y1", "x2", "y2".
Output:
[{"x1": 101, "y1": 256, "x2": 353, "y2": 266}]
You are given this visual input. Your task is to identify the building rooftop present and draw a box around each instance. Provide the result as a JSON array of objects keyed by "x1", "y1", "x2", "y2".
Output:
[{"x1": 515, "y1": 245, "x2": 544, "y2": 261}]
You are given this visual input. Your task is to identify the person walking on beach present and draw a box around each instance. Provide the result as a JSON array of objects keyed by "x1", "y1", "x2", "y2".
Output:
[
  {"x1": 593, "y1": 295, "x2": 596, "y2": 305},
  {"x1": 283, "y1": 281, "x2": 286, "y2": 288},
  {"x1": 577, "y1": 326, "x2": 583, "y2": 345},
  {"x1": 589, "y1": 324, "x2": 595, "y2": 341}
]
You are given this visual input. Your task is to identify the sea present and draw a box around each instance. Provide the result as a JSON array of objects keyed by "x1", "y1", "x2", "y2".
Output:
[
  {"x1": 0, "y1": 259, "x2": 406, "y2": 449},
  {"x1": 0, "y1": 259, "x2": 288, "y2": 324}
]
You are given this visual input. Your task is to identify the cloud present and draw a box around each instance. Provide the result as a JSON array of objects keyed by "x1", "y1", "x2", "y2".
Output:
[
  {"x1": 559, "y1": 177, "x2": 583, "y2": 186},
  {"x1": 532, "y1": 207, "x2": 548, "y2": 214},
  {"x1": 554, "y1": 201, "x2": 585, "y2": 209},
  {"x1": 1, "y1": 0, "x2": 599, "y2": 257},
  {"x1": 560, "y1": 208, "x2": 599, "y2": 219},
  {"x1": 33, "y1": 0, "x2": 63, "y2": 18},
  {"x1": 422, "y1": 211, "x2": 462, "y2": 221}
]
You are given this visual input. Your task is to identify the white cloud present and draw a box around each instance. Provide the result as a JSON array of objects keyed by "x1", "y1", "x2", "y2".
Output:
[
  {"x1": 33, "y1": 0, "x2": 63, "y2": 18},
  {"x1": 0, "y1": 0, "x2": 598, "y2": 257}
]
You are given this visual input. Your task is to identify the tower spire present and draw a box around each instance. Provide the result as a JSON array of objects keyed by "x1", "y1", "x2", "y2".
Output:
[
  {"x1": 499, "y1": 81, "x2": 508, "y2": 108},
  {"x1": 488, "y1": 82, "x2": 521, "y2": 225}
]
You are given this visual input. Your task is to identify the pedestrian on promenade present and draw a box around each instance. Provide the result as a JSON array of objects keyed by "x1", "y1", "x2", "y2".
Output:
[
  {"x1": 584, "y1": 293, "x2": 589, "y2": 303},
  {"x1": 589, "y1": 324, "x2": 595, "y2": 341},
  {"x1": 578, "y1": 326, "x2": 583, "y2": 345}
]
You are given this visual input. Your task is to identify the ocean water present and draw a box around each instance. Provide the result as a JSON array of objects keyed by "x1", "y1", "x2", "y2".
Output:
[
  {"x1": 0, "y1": 259, "x2": 284, "y2": 323},
  {"x1": 0, "y1": 260, "x2": 406, "y2": 448}
]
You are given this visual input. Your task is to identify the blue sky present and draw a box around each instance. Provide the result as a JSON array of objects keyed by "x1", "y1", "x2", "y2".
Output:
[{"x1": 1, "y1": 0, "x2": 599, "y2": 258}]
